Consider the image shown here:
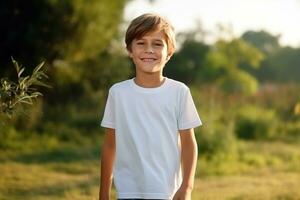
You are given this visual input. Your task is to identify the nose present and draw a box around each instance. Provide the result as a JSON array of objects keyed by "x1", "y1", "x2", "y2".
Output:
[{"x1": 145, "y1": 44, "x2": 154, "y2": 53}]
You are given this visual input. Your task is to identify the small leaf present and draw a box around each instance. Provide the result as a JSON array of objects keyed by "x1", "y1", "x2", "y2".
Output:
[
  {"x1": 18, "y1": 68, "x2": 25, "y2": 78},
  {"x1": 33, "y1": 61, "x2": 45, "y2": 74},
  {"x1": 11, "y1": 57, "x2": 20, "y2": 74}
]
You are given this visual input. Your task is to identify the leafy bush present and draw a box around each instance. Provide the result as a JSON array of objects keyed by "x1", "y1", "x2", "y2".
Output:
[
  {"x1": 235, "y1": 105, "x2": 278, "y2": 140},
  {"x1": 42, "y1": 122, "x2": 86, "y2": 144},
  {"x1": 0, "y1": 59, "x2": 49, "y2": 118},
  {"x1": 196, "y1": 119, "x2": 237, "y2": 159},
  {"x1": 191, "y1": 86, "x2": 237, "y2": 158},
  {"x1": 217, "y1": 69, "x2": 258, "y2": 95}
]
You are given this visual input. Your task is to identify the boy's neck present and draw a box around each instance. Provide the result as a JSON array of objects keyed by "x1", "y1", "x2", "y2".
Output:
[{"x1": 134, "y1": 74, "x2": 166, "y2": 88}]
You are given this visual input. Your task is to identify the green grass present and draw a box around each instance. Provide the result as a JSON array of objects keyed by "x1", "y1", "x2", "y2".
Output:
[
  {"x1": 1, "y1": 137, "x2": 300, "y2": 200},
  {"x1": 0, "y1": 161, "x2": 101, "y2": 200},
  {"x1": 0, "y1": 143, "x2": 108, "y2": 200},
  {"x1": 193, "y1": 172, "x2": 300, "y2": 200}
]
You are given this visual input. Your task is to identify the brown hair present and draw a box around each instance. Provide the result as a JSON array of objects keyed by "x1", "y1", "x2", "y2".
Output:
[{"x1": 125, "y1": 13, "x2": 176, "y2": 56}]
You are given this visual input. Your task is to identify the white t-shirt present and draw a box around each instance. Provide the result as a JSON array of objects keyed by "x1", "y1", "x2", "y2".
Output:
[{"x1": 101, "y1": 77, "x2": 202, "y2": 199}]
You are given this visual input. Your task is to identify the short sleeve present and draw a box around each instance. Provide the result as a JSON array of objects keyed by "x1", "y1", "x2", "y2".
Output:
[
  {"x1": 101, "y1": 89, "x2": 116, "y2": 129},
  {"x1": 178, "y1": 88, "x2": 202, "y2": 130}
]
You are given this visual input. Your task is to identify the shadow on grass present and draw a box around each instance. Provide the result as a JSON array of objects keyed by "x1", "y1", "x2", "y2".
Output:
[
  {"x1": 2, "y1": 175, "x2": 99, "y2": 199},
  {"x1": 12, "y1": 145, "x2": 101, "y2": 164}
]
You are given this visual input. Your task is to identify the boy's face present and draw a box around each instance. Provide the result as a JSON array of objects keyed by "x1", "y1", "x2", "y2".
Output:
[{"x1": 128, "y1": 30, "x2": 170, "y2": 75}]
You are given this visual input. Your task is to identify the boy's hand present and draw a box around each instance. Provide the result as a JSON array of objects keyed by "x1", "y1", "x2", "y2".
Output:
[{"x1": 172, "y1": 186, "x2": 192, "y2": 200}]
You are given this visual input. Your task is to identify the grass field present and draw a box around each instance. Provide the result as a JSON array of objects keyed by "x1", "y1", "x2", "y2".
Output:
[{"x1": 1, "y1": 138, "x2": 300, "y2": 200}]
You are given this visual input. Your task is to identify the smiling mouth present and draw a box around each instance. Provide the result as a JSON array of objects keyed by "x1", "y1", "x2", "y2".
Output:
[{"x1": 141, "y1": 58, "x2": 157, "y2": 62}]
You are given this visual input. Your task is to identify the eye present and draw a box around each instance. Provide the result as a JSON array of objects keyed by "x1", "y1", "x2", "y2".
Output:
[
  {"x1": 154, "y1": 43, "x2": 163, "y2": 46},
  {"x1": 136, "y1": 42, "x2": 144, "y2": 45}
]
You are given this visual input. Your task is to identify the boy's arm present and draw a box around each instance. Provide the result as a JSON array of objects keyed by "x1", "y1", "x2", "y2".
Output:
[
  {"x1": 99, "y1": 128, "x2": 116, "y2": 200},
  {"x1": 173, "y1": 128, "x2": 198, "y2": 200}
]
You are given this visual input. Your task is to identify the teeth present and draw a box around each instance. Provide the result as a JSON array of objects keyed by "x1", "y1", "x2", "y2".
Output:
[{"x1": 142, "y1": 58, "x2": 155, "y2": 62}]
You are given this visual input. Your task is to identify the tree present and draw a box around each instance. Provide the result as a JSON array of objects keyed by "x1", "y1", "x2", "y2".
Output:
[
  {"x1": 205, "y1": 38, "x2": 264, "y2": 94},
  {"x1": 262, "y1": 47, "x2": 300, "y2": 82},
  {"x1": 242, "y1": 30, "x2": 280, "y2": 55},
  {"x1": 242, "y1": 30, "x2": 300, "y2": 83},
  {"x1": 0, "y1": 0, "x2": 129, "y2": 105},
  {"x1": 0, "y1": 0, "x2": 131, "y2": 138},
  {"x1": 164, "y1": 36, "x2": 209, "y2": 84},
  {"x1": 0, "y1": 0, "x2": 126, "y2": 76}
]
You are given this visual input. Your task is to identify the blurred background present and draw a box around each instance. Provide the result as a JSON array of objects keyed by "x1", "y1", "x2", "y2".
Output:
[{"x1": 0, "y1": 0, "x2": 300, "y2": 199}]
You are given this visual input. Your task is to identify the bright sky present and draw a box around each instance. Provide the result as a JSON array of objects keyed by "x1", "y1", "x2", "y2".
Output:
[{"x1": 124, "y1": 0, "x2": 300, "y2": 47}]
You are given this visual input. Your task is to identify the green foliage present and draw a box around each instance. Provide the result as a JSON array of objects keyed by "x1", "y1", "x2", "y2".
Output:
[
  {"x1": 0, "y1": 0, "x2": 128, "y2": 110},
  {"x1": 167, "y1": 28, "x2": 299, "y2": 86},
  {"x1": 235, "y1": 105, "x2": 278, "y2": 140},
  {"x1": 0, "y1": 59, "x2": 49, "y2": 118},
  {"x1": 79, "y1": 51, "x2": 133, "y2": 91},
  {"x1": 217, "y1": 69, "x2": 258, "y2": 95},
  {"x1": 164, "y1": 38, "x2": 209, "y2": 84},
  {"x1": 242, "y1": 30, "x2": 300, "y2": 83},
  {"x1": 205, "y1": 38, "x2": 264, "y2": 94},
  {"x1": 0, "y1": 126, "x2": 19, "y2": 149},
  {"x1": 191, "y1": 87, "x2": 237, "y2": 158},
  {"x1": 0, "y1": 0, "x2": 126, "y2": 73},
  {"x1": 55, "y1": 0, "x2": 125, "y2": 62},
  {"x1": 2, "y1": 1, "x2": 132, "y2": 138},
  {"x1": 196, "y1": 120, "x2": 237, "y2": 158},
  {"x1": 242, "y1": 30, "x2": 280, "y2": 55},
  {"x1": 253, "y1": 83, "x2": 300, "y2": 121},
  {"x1": 49, "y1": 48, "x2": 132, "y2": 106},
  {"x1": 210, "y1": 39, "x2": 264, "y2": 70},
  {"x1": 277, "y1": 121, "x2": 300, "y2": 143},
  {"x1": 262, "y1": 47, "x2": 300, "y2": 83},
  {"x1": 42, "y1": 122, "x2": 83, "y2": 143},
  {"x1": 38, "y1": 89, "x2": 106, "y2": 139},
  {"x1": 166, "y1": 30, "x2": 265, "y2": 94}
]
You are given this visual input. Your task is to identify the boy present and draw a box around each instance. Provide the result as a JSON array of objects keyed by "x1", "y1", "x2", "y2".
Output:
[{"x1": 99, "y1": 13, "x2": 202, "y2": 200}]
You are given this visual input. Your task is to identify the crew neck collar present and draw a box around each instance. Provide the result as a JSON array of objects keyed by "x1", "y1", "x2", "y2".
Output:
[{"x1": 130, "y1": 77, "x2": 169, "y2": 93}]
